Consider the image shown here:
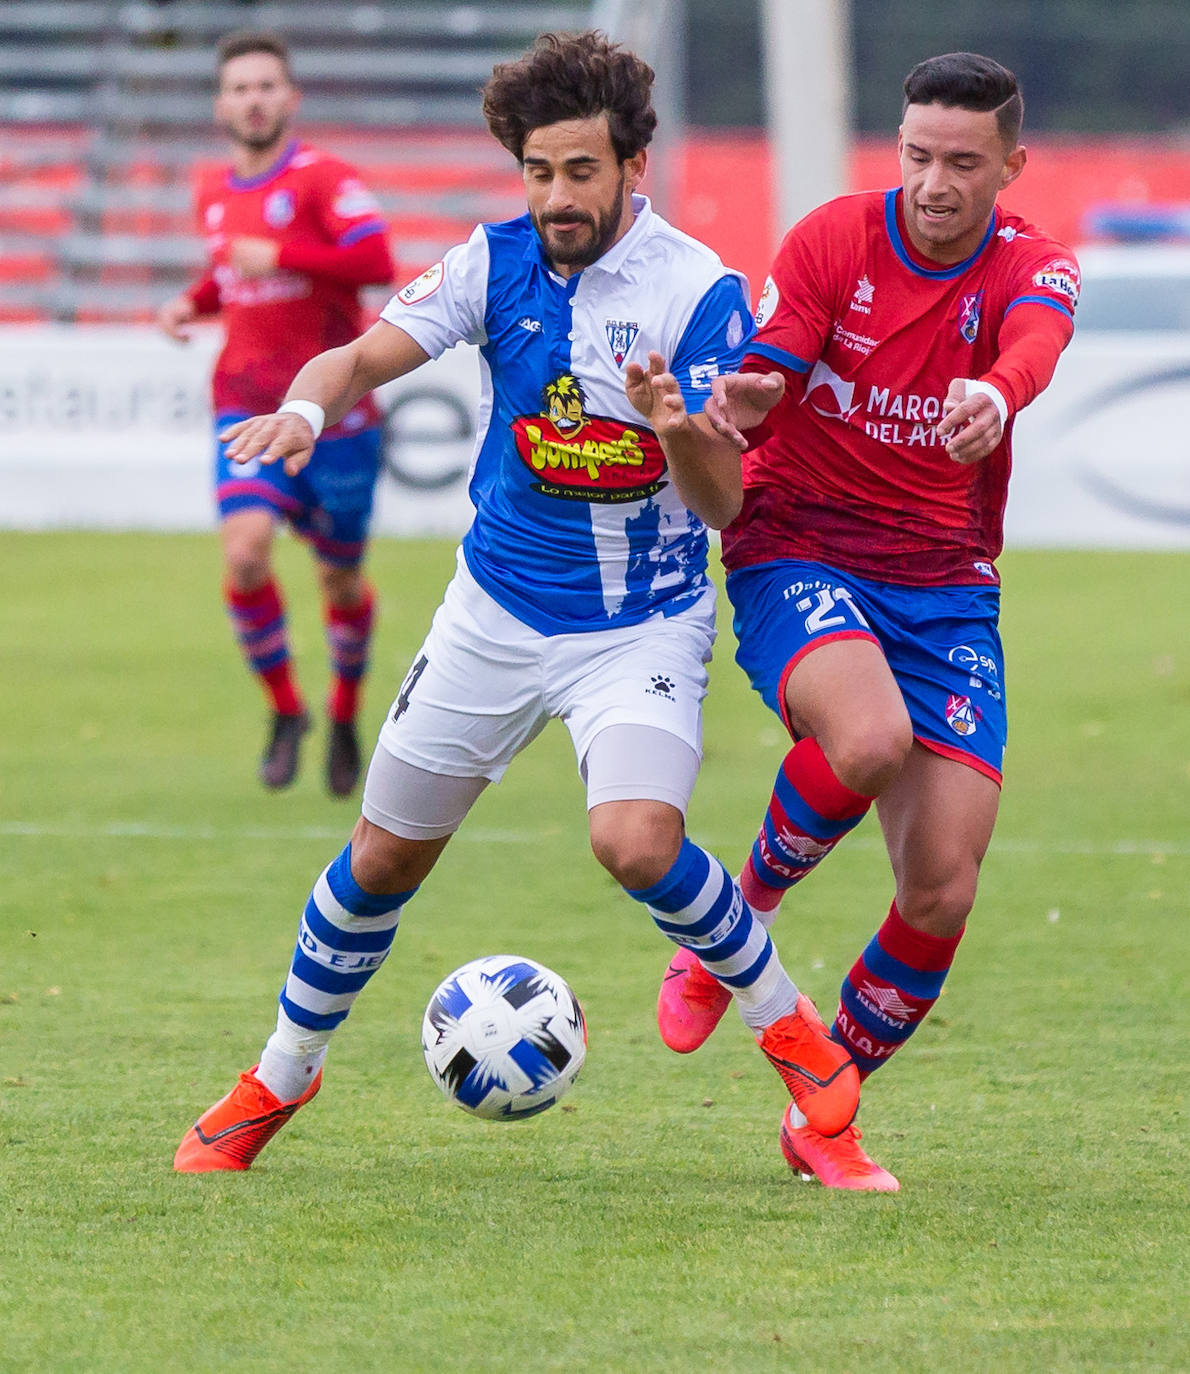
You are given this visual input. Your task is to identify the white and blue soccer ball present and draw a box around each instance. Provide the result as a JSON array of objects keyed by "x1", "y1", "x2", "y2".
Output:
[{"x1": 421, "y1": 954, "x2": 587, "y2": 1120}]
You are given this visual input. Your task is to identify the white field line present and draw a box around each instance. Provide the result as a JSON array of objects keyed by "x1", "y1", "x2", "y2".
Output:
[{"x1": 0, "y1": 820, "x2": 1187, "y2": 857}]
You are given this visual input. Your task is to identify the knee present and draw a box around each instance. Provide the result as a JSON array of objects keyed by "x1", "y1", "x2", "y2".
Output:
[
  {"x1": 348, "y1": 818, "x2": 439, "y2": 895},
  {"x1": 827, "y1": 716, "x2": 914, "y2": 797},
  {"x1": 224, "y1": 543, "x2": 272, "y2": 592},
  {"x1": 589, "y1": 804, "x2": 683, "y2": 892},
  {"x1": 318, "y1": 563, "x2": 363, "y2": 606},
  {"x1": 897, "y1": 871, "x2": 978, "y2": 939}
]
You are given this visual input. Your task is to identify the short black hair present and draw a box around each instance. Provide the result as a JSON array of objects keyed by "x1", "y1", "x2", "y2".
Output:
[
  {"x1": 903, "y1": 52, "x2": 1023, "y2": 148},
  {"x1": 216, "y1": 30, "x2": 293, "y2": 80},
  {"x1": 482, "y1": 30, "x2": 656, "y2": 163}
]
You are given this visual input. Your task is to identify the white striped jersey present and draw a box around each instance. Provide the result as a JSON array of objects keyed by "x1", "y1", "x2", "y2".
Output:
[{"x1": 380, "y1": 194, "x2": 751, "y2": 634}]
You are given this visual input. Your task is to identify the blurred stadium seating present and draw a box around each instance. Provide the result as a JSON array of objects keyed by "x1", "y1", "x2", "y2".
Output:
[{"x1": 0, "y1": 0, "x2": 591, "y2": 322}]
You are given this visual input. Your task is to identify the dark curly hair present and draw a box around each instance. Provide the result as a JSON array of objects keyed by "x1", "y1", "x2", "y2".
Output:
[
  {"x1": 482, "y1": 30, "x2": 657, "y2": 164},
  {"x1": 903, "y1": 52, "x2": 1023, "y2": 148}
]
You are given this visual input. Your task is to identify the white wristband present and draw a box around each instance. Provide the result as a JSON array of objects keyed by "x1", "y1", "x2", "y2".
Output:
[
  {"x1": 278, "y1": 399, "x2": 326, "y2": 439},
  {"x1": 962, "y1": 380, "x2": 1009, "y2": 432}
]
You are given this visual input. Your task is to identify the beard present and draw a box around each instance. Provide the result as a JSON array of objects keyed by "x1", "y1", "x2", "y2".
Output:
[
  {"x1": 532, "y1": 176, "x2": 628, "y2": 271},
  {"x1": 226, "y1": 111, "x2": 289, "y2": 154}
]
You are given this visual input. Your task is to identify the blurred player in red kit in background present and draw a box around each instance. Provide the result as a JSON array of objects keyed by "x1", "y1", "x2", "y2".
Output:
[
  {"x1": 657, "y1": 52, "x2": 1080, "y2": 1190},
  {"x1": 159, "y1": 30, "x2": 395, "y2": 795}
]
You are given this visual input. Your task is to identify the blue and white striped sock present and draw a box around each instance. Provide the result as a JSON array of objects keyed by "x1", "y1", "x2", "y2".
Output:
[
  {"x1": 627, "y1": 839, "x2": 798, "y2": 1031},
  {"x1": 256, "y1": 844, "x2": 415, "y2": 1101}
]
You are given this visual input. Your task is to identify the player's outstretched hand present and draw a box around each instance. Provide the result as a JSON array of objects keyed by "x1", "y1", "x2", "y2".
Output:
[
  {"x1": 157, "y1": 294, "x2": 196, "y2": 343},
  {"x1": 625, "y1": 351, "x2": 692, "y2": 439},
  {"x1": 937, "y1": 379, "x2": 1003, "y2": 465},
  {"x1": 220, "y1": 413, "x2": 317, "y2": 476},
  {"x1": 704, "y1": 371, "x2": 785, "y2": 449}
]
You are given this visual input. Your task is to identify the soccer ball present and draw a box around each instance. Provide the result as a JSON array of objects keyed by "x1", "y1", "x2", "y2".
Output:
[{"x1": 421, "y1": 954, "x2": 587, "y2": 1120}]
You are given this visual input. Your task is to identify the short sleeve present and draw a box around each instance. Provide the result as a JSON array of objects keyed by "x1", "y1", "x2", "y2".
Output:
[
  {"x1": 670, "y1": 274, "x2": 753, "y2": 409},
  {"x1": 380, "y1": 225, "x2": 490, "y2": 357},
  {"x1": 748, "y1": 211, "x2": 836, "y2": 376},
  {"x1": 308, "y1": 159, "x2": 387, "y2": 246}
]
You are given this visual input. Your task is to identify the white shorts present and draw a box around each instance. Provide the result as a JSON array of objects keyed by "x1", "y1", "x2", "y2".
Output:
[{"x1": 374, "y1": 548, "x2": 716, "y2": 786}]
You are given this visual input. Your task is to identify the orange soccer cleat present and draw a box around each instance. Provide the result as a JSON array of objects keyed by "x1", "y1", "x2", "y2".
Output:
[
  {"x1": 656, "y1": 945, "x2": 733, "y2": 1053},
  {"x1": 757, "y1": 995, "x2": 860, "y2": 1137},
  {"x1": 173, "y1": 1065, "x2": 321, "y2": 1173},
  {"x1": 780, "y1": 1104, "x2": 900, "y2": 1191}
]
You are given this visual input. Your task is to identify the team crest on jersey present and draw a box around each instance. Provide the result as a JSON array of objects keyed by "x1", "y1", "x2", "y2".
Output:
[
  {"x1": 205, "y1": 202, "x2": 224, "y2": 230},
  {"x1": 511, "y1": 373, "x2": 666, "y2": 503},
  {"x1": 263, "y1": 189, "x2": 295, "y2": 229},
  {"x1": 605, "y1": 318, "x2": 639, "y2": 365},
  {"x1": 959, "y1": 290, "x2": 984, "y2": 344},
  {"x1": 945, "y1": 693, "x2": 979, "y2": 737}
]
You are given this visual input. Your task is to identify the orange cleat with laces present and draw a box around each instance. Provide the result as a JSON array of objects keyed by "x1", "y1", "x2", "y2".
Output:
[
  {"x1": 173, "y1": 1065, "x2": 321, "y2": 1173},
  {"x1": 780, "y1": 1104, "x2": 899, "y2": 1191}
]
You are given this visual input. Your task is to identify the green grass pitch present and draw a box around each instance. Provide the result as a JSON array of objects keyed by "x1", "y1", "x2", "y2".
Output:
[{"x1": 1, "y1": 532, "x2": 1186, "y2": 1372}]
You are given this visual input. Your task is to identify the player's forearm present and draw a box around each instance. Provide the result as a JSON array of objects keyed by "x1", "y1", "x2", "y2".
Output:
[
  {"x1": 283, "y1": 323, "x2": 429, "y2": 426},
  {"x1": 661, "y1": 417, "x2": 744, "y2": 529},
  {"x1": 277, "y1": 232, "x2": 394, "y2": 287},
  {"x1": 283, "y1": 344, "x2": 381, "y2": 426},
  {"x1": 984, "y1": 305, "x2": 1073, "y2": 415}
]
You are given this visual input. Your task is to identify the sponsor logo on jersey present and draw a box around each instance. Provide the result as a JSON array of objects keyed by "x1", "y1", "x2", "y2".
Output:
[
  {"x1": 726, "y1": 310, "x2": 745, "y2": 349},
  {"x1": 689, "y1": 360, "x2": 719, "y2": 391},
  {"x1": 945, "y1": 693, "x2": 979, "y2": 737},
  {"x1": 1033, "y1": 257, "x2": 1081, "y2": 306},
  {"x1": 863, "y1": 383, "x2": 948, "y2": 447},
  {"x1": 997, "y1": 225, "x2": 1034, "y2": 243},
  {"x1": 517, "y1": 316, "x2": 543, "y2": 333},
  {"x1": 755, "y1": 275, "x2": 779, "y2": 327},
  {"x1": 396, "y1": 262, "x2": 444, "y2": 305},
  {"x1": 959, "y1": 290, "x2": 984, "y2": 344},
  {"x1": 205, "y1": 202, "x2": 225, "y2": 230},
  {"x1": 605, "y1": 318, "x2": 639, "y2": 365},
  {"x1": 263, "y1": 189, "x2": 295, "y2": 229},
  {"x1": 332, "y1": 180, "x2": 381, "y2": 219},
  {"x1": 850, "y1": 275, "x2": 875, "y2": 314},
  {"x1": 804, "y1": 359, "x2": 861, "y2": 421},
  {"x1": 511, "y1": 373, "x2": 666, "y2": 503},
  {"x1": 973, "y1": 560, "x2": 996, "y2": 580}
]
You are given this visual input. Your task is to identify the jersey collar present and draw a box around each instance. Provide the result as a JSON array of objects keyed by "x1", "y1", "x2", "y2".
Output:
[
  {"x1": 228, "y1": 139, "x2": 300, "y2": 191},
  {"x1": 884, "y1": 187, "x2": 999, "y2": 280}
]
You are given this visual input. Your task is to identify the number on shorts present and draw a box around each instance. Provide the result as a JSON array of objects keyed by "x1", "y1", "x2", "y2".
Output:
[
  {"x1": 803, "y1": 586, "x2": 867, "y2": 634},
  {"x1": 391, "y1": 653, "x2": 428, "y2": 723}
]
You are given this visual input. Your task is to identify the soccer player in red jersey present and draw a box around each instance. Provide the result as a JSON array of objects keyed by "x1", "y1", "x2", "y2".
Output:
[
  {"x1": 656, "y1": 53, "x2": 1079, "y2": 1190},
  {"x1": 158, "y1": 30, "x2": 395, "y2": 795}
]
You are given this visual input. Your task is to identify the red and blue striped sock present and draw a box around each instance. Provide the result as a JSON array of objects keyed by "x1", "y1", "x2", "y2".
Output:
[
  {"x1": 325, "y1": 583, "x2": 375, "y2": 724},
  {"x1": 225, "y1": 579, "x2": 302, "y2": 716},
  {"x1": 740, "y1": 737, "x2": 874, "y2": 915},
  {"x1": 833, "y1": 902, "x2": 965, "y2": 1076}
]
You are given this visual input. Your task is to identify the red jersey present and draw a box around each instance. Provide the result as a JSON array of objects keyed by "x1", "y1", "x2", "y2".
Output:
[
  {"x1": 721, "y1": 189, "x2": 1079, "y2": 585},
  {"x1": 190, "y1": 139, "x2": 394, "y2": 433}
]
